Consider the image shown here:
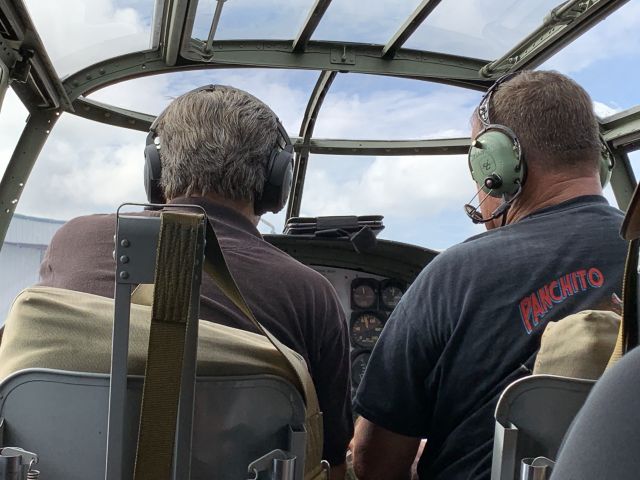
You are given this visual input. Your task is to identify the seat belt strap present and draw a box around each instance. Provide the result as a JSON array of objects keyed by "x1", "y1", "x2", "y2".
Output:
[
  {"x1": 609, "y1": 238, "x2": 639, "y2": 367},
  {"x1": 133, "y1": 211, "x2": 204, "y2": 480},
  {"x1": 201, "y1": 219, "x2": 319, "y2": 413}
]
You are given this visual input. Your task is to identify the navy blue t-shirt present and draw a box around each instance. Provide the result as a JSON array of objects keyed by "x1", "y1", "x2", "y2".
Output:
[{"x1": 354, "y1": 196, "x2": 627, "y2": 480}]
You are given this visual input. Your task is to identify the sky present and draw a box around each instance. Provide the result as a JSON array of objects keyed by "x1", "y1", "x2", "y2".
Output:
[{"x1": 1, "y1": 0, "x2": 639, "y2": 253}]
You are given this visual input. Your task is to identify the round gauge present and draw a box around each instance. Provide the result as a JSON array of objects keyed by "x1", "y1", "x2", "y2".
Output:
[
  {"x1": 352, "y1": 284, "x2": 377, "y2": 309},
  {"x1": 381, "y1": 284, "x2": 404, "y2": 310},
  {"x1": 351, "y1": 313, "x2": 384, "y2": 348},
  {"x1": 351, "y1": 352, "x2": 371, "y2": 386}
]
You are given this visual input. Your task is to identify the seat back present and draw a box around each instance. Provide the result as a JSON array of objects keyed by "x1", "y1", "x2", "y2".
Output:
[
  {"x1": 0, "y1": 368, "x2": 306, "y2": 480},
  {"x1": 490, "y1": 374, "x2": 595, "y2": 480}
]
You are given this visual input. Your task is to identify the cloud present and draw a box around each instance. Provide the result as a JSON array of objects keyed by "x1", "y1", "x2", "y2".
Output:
[
  {"x1": 24, "y1": 0, "x2": 151, "y2": 76},
  {"x1": 16, "y1": 114, "x2": 148, "y2": 220},
  {"x1": 315, "y1": 81, "x2": 480, "y2": 139},
  {"x1": 301, "y1": 154, "x2": 476, "y2": 219},
  {"x1": 0, "y1": 91, "x2": 30, "y2": 175},
  {"x1": 90, "y1": 69, "x2": 316, "y2": 134},
  {"x1": 593, "y1": 101, "x2": 621, "y2": 119}
]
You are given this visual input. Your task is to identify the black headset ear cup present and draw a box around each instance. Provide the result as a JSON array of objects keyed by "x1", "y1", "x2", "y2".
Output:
[
  {"x1": 255, "y1": 145, "x2": 294, "y2": 215},
  {"x1": 144, "y1": 131, "x2": 165, "y2": 204}
]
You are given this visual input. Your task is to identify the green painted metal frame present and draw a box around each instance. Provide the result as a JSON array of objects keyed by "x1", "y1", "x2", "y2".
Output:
[
  {"x1": 292, "y1": 0, "x2": 333, "y2": 53},
  {"x1": 287, "y1": 70, "x2": 336, "y2": 219},
  {"x1": 602, "y1": 106, "x2": 640, "y2": 151},
  {"x1": 481, "y1": 0, "x2": 631, "y2": 77},
  {"x1": 61, "y1": 44, "x2": 491, "y2": 103},
  {"x1": 0, "y1": 0, "x2": 69, "y2": 111},
  {"x1": 182, "y1": 40, "x2": 492, "y2": 90},
  {"x1": 382, "y1": 0, "x2": 443, "y2": 59},
  {"x1": 0, "y1": 111, "x2": 60, "y2": 244},
  {"x1": 300, "y1": 138, "x2": 470, "y2": 156},
  {"x1": 609, "y1": 150, "x2": 636, "y2": 210}
]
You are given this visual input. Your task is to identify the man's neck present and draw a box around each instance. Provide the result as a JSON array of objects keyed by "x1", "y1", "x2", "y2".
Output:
[
  {"x1": 505, "y1": 174, "x2": 603, "y2": 225},
  {"x1": 169, "y1": 192, "x2": 260, "y2": 226}
]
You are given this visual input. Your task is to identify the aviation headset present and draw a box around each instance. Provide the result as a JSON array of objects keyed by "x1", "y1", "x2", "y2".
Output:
[
  {"x1": 466, "y1": 71, "x2": 615, "y2": 224},
  {"x1": 144, "y1": 85, "x2": 295, "y2": 215}
]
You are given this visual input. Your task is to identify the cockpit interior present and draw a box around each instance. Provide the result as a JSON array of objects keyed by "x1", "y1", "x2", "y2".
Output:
[{"x1": 0, "y1": 0, "x2": 639, "y2": 479}]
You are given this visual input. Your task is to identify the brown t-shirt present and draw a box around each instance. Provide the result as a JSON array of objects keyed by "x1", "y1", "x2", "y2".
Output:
[{"x1": 38, "y1": 196, "x2": 353, "y2": 465}]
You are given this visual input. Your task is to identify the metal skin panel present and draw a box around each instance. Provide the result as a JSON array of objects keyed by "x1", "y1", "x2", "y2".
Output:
[
  {"x1": 265, "y1": 235, "x2": 438, "y2": 284},
  {"x1": 287, "y1": 70, "x2": 337, "y2": 220},
  {"x1": 0, "y1": 370, "x2": 305, "y2": 480},
  {"x1": 61, "y1": 45, "x2": 491, "y2": 103},
  {"x1": 492, "y1": 375, "x2": 595, "y2": 480},
  {"x1": 0, "y1": 110, "x2": 60, "y2": 248}
]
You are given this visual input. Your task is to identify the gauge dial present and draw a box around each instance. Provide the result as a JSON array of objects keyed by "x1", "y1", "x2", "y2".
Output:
[
  {"x1": 352, "y1": 284, "x2": 377, "y2": 309},
  {"x1": 381, "y1": 284, "x2": 404, "y2": 310},
  {"x1": 351, "y1": 313, "x2": 384, "y2": 348},
  {"x1": 351, "y1": 352, "x2": 371, "y2": 387}
]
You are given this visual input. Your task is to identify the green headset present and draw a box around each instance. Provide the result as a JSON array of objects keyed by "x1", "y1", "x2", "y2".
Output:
[{"x1": 465, "y1": 72, "x2": 615, "y2": 224}]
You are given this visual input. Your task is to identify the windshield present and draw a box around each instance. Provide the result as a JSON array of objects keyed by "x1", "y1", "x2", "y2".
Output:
[{"x1": 23, "y1": 0, "x2": 157, "y2": 77}]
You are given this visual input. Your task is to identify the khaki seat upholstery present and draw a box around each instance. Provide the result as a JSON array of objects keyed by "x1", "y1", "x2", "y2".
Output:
[{"x1": 0, "y1": 286, "x2": 325, "y2": 480}]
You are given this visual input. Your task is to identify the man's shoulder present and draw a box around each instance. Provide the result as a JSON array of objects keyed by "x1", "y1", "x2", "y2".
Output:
[
  {"x1": 422, "y1": 200, "x2": 625, "y2": 280},
  {"x1": 52, "y1": 213, "x2": 117, "y2": 238},
  {"x1": 263, "y1": 242, "x2": 336, "y2": 291}
]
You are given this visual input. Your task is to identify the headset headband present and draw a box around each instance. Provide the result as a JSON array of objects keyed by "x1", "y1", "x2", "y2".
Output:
[
  {"x1": 149, "y1": 84, "x2": 291, "y2": 148},
  {"x1": 144, "y1": 84, "x2": 294, "y2": 213},
  {"x1": 477, "y1": 72, "x2": 520, "y2": 127}
]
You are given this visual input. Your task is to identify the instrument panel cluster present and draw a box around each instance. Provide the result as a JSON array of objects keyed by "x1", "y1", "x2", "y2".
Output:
[{"x1": 349, "y1": 277, "x2": 406, "y2": 393}]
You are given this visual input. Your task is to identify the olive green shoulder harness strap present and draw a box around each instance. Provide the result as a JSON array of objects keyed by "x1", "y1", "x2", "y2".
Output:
[
  {"x1": 133, "y1": 212, "x2": 202, "y2": 480},
  {"x1": 133, "y1": 211, "x2": 317, "y2": 480},
  {"x1": 608, "y1": 238, "x2": 640, "y2": 367}
]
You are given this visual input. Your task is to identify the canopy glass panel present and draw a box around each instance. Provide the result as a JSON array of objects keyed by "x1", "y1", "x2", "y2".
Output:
[
  {"x1": 540, "y1": 1, "x2": 640, "y2": 115},
  {"x1": 88, "y1": 68, "x2": 320, "y2": 133},
  {"x1": 312, "y1": 0, "x2": 418, "y2": 45},
  {"x1": 0, "y1": 90, "x2": 29, "y2": 179},
  {"x1": 23, "y1": 0, "x2": 156, "y2": 76},
  {"x1": 300, "y1": 154, "x2": 482, "y2": 249},
  {"x1": 404, "y1": 0, "x2": 560, "y2": 60},
  {"x1": 191, "y1": 0, "x2": 314, "y2": 41},
  {"x1": 313, "y1": 74, "x2": 482, "y2": 140}
]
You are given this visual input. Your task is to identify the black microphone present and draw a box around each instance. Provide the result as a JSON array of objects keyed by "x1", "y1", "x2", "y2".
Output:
[{"x1": 464, "y1": 183, "x2": 522, "y2": 224}]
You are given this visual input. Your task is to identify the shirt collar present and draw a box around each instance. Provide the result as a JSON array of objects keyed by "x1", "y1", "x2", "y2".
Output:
[{"x1": 167, "y1": 196, "x2": 262, "y2": 239}]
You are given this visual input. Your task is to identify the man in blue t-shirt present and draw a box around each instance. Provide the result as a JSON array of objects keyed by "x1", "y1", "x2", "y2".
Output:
[{"x1": 351, "y1": 70, "x2": 628, "y2": 480}]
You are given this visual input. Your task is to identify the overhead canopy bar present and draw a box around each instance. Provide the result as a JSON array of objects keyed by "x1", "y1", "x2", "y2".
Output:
[
  {"x1": 287, "y1": 70, "x2": 337, "y2": 219},
  {"x1": 0, "y1": 0, "x2": 70, "y2": 110},
  {"x1": 162, "y1": 0, "x2": 192, "y2": 66},
  {"x1": 602, "y1": 106, "x2": 640, "y2": 151},
  {"x1": 292, "y1": 0, "x2": 333, "y2": 53},
  {"x1": 204, "y1": 0, "x2": 227, "y2": 53},
  {"x1": 482, "y1": 0, "x2": 630, "y2": 77},
  {"x1": 63, "y1": 44, "x2": 490, "y2": 101},
  {"x1": 299, "y1": 137, "x2": 470, "y2": 156},
  {"x1": 382, "y1": 0, "x2": 442, "y2": 59}
]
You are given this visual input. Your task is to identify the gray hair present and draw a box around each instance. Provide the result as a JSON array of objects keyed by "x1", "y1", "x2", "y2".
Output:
[{"x1": 154, "y1": 85, "x2": 280, "y2": 202}]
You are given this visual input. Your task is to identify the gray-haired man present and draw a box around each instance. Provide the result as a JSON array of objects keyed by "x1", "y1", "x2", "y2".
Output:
[{"x1": 38, "y1": 85, "x2": 353, "y2": 478}]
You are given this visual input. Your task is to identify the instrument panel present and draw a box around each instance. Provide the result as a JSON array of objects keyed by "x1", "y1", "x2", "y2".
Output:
[{"x1": 312, "y1": 266, "x2": 407, "y2": 396}]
